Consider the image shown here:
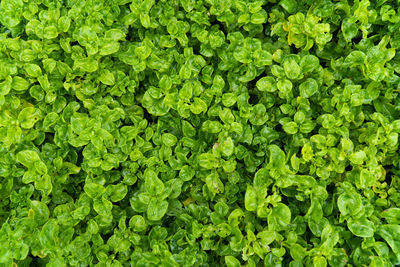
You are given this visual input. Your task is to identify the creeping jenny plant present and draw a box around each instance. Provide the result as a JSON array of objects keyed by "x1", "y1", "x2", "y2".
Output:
[{"x1": 0, "y1": 0, "x2": 400, "y2": 266}]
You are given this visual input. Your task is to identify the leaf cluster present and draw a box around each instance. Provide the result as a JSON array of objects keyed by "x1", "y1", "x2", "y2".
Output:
[{"x1": 0, "y1": 0, "x2": 400, "y2": 266}]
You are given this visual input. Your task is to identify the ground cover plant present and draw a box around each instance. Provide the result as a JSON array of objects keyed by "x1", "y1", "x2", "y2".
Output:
[{"x1": 0, "y1": 0, "x2": 400, "y2": 266}]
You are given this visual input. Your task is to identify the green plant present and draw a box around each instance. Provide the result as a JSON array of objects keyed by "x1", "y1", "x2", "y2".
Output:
[{"x1": 0, "y1": 0, "x2": 400, "y2": 266}]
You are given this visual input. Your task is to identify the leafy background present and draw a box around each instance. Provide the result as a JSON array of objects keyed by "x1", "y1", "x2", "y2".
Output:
[{"x1": 0, "y1": 0, "x2": 400, "y2": 266}]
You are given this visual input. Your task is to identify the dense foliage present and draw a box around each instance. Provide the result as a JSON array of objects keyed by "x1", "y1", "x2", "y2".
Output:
[{"x1": 1, "y1": 0, "x2": 400, "y2": 266}]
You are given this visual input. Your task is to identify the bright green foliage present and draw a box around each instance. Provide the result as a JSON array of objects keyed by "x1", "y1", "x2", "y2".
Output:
[{"x1": 0, "y1": 0, "x2": 400, "y2": 266}]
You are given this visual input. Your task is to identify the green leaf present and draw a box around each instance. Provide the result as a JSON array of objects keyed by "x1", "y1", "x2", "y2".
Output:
[
  {"x1": 179, "y1": 165, "x2": 195, "y2": 181},
  {"x1": 205, "y1": 172, "x2": 224, "y2": 195},
  {"x1": 99, "y1": 69, "x2": 115, "y2": 85},
  {"x1": 179, "y1": 82, "x2": 193, "y2": 100},
  {"x1": 39, "y1": 219, "x2": 59, "y2": 249},
  {"x1": 58, "y1": 16, "x2": 71, "y2": 32},
  {"x1": 283, "y1": 121, "x2": 298, "y2": 134},
  {"x1": 300, "y1": 55, "x2": 320, "y2": 73},
  {"x1": 256, "y1": 77, "x2": 276, "y2": 92},
  {"x1": 147, "y1": 198, "x2": 168, "y2": 221},
  {"x1": 162, "y1": 133, "x2": 177, "y2": 147},
  {"x1": 381, "y1": 208, "x2": 400, "y2": 224},
  {"x1": 268, "y1": 203, "x2": 291, "y2": 231},
  {"x1": 345, "y1": 51, "x2": 366, "y2": 67},
  {"x1": 99, "y1": 41, "x2": 120, "y2": 55},
  {"x1": 254, "y1": 49, "x2": 272, "y2": 66},
  {"x1": 129, "y1": 215, "x2": 147, "y2": 232},
  {"x1": 347, "y1": 218, "x2": 375, "y2": 238},
  {"x1": 30, "y1": 200, "x2": 50, "y2": 225},
  {"x1": 18, "y1": 107, "x2": 38, "y2": 129},
  {"x1": 337, "y1": 192, "x2": 363, "y2": 216},
  {"x1": 220, "y1": 136, "x2": 234, "y2": 157},
  {"x1": 257, "y1": 230, "x2": 276, "y2": 245},
  {"x1": 144, "y1": 169, "x2": 164, "y2": 195},
  {"x1": 44, "y1": 25, "x2": 58, "y2": 39},
  {"x1": 342, "y1": 18, "x2": 358, "y2": 42},
  {"x1": 313, "y1": 256, "x2": 327, "y2": 267},
  {"x1": 107, "y1": 183, "x2": 128, "y2": 202},
  {"x1": 377, "y1": 225, "x2": 400, "y2": 259},
  {"x1": 277, "y1": 78, "x2": 293, "y2": 95},
  {"x1": 84, "y1": 182, "x2": 105, "y2": 199},
  {"x1": 250, "y1": 104, "x2": 268, "y2": 125},
  {"x1": 198, "y1": 153, "x2": 219, "y2": 169},
  {"x1": 12, "y1": 76, "x2": 30, "y2": 91},
  {"x1": 349, "y1": 151, "x2": 366, "y2": 165},
  {"x1": 245, "y1": 185, "x2": 257, "y2": 211},
  {"x1": 35, "y1": 173, "x2": 52, "y2": 195},
  {"x1": 290, "y1": 243, "x2": 307, "y2": 262},
  {"x1": 17, "y1": 150, "x2": 40, "y2": 168},
  {"x1": 299, "y1": 78, "x2": 318, "y2": 98},
  {"x1": 190, "y1": 97, "x2": 208, "y2": 114},
  {"x1": 74, "y1": 58, "x2": 98, "y2": 72},
  {"x1": 269, "y1": 145, "x2": 285, "y2": 170},
  {"x1": 93, "y1": 197, "x2": 113, "y2": 216},
  {"x1": 25, "y1": 64, "x2": 42, "y2": 77},
  {"x1": 283, "y1": 58, "x2": 301, "y2": 80},
  {"x1": 0, "y1": 76, "x2": 12, "y2": 95},
  {"x1": 225, "y1": 256, "x2": 241, "y2": 267},
  {"x1": 280, "y1": 0, "x2": 297, "y2": 13}
]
